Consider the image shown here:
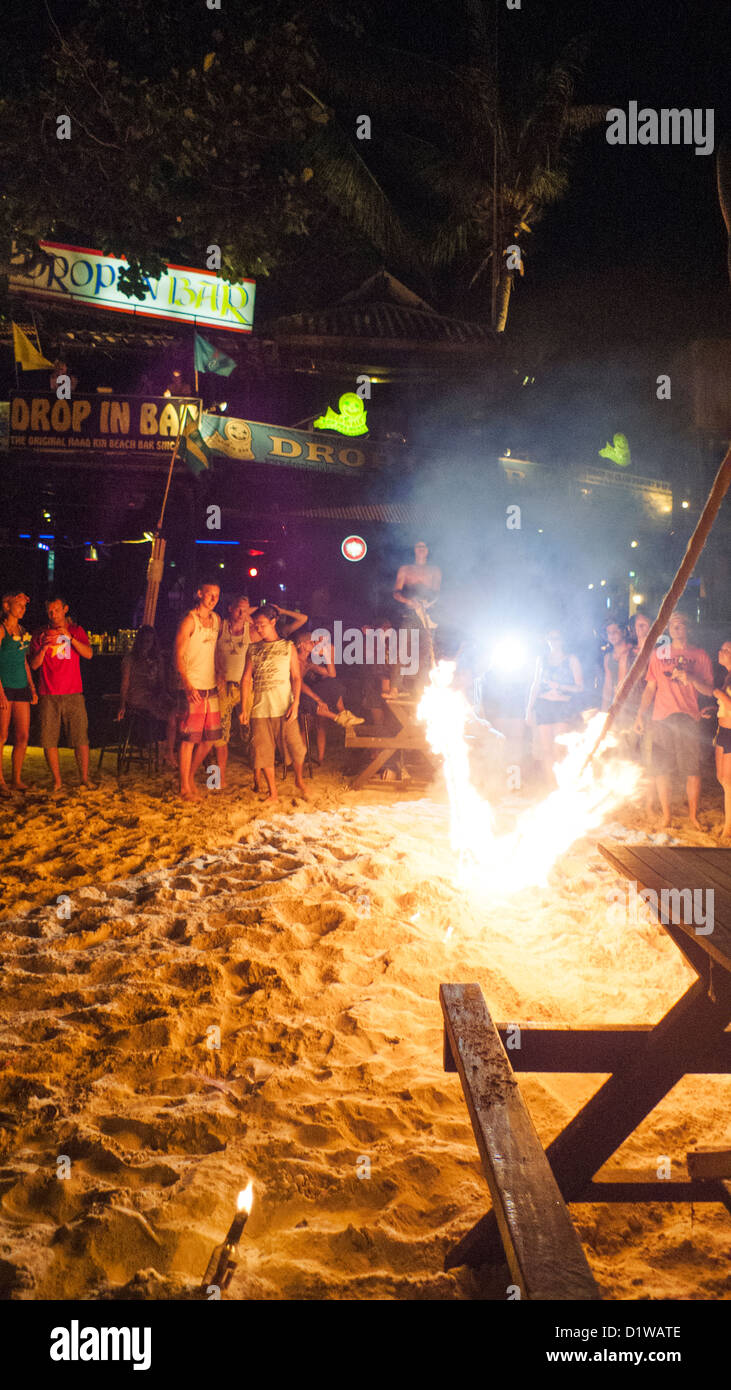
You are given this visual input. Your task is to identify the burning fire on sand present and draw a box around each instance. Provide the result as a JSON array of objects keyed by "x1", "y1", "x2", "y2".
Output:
[{"x1": 418, "y1": 662, "x2": 641, "y2": 899}]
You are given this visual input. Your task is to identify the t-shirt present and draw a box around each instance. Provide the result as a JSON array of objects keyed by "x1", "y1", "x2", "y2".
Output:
[
  {"x1": 646, "y1": 645, "x2": 713, "y2": 721},
  {"x1": 250, "y1": 639, "x2": 293, "y2": 718},
  {"x1": 0, "y1": 625, "x2": 31, "y2": 689},
  {"x1": 30, "y1": 624, "x2": 89, "y2": 696}
]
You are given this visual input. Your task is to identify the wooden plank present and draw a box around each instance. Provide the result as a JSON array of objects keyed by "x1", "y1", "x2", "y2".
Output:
[
  {"x1": 582, "y1": 1180, "x2": 726, "y2": 1202},
  {"x1": 495, "y1": 1025, "x2": 731, "y2": 1073},
  {"x1": 440, "y1": 983, "x2": 600, "y2": 1300},
  {"x1": 599, "y1": 842, "x2": 731, "y2": 974},
  {"x1": 686, "y1": 1149, "x2": 731, "y2": 1180}
]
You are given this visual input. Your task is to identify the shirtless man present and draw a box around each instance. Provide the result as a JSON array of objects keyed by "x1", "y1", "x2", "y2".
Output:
[
  {"x1": 393, "y1": 542, "x2": 441, "y2": 629},
  {"x1": 175, "y1": 582, "x2": 222, "y2": 799}
]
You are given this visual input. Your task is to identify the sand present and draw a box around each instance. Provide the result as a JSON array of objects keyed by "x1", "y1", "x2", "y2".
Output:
[{"x1": 0, "y1": 747, "x2": 730, "y2": 1300}]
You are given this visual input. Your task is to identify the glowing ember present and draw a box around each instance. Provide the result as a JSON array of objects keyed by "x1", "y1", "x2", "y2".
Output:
[{"x1": 418, "y1": 661, "x2": 641, "y2": 897}]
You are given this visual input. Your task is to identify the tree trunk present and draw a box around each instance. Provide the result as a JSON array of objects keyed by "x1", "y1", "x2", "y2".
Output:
[{"x1": 495, "y1": 267, "x2": 514, "y2": 334}]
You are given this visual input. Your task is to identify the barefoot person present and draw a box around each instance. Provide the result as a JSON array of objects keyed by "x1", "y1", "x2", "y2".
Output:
[
  {"x1": 29, "y1": 596, "x2": 92, "y2": 793},
  {"x1": 0, "y1": 591, "x2": 37, "y2": 794},
  {"x1": 239, "y1": 604, "x2": 308, "y2": 803},
  {"x1": 526, "y1": 628, "x2": 583, "y2": 784},
  {"x1": 634, "y1": 612, "x2": 713, "y2": 830},
  {"x1": 676, "y1": 638, "x2": 731, "y2": 840},
  {"x1": 212, "y1": 594, "x2": 253, "y2": 788},
  {"x1": 174, "y1": 582, "x2": 222, "y2": 800}
]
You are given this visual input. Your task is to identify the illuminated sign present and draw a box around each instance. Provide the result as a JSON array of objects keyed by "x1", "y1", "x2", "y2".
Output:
[
  {"x1": 10, "y1": 241, "x2": 255, "y2": 333},
  {"x1": 314, "y1": 393, "x2": 368, "y2": 436},
  {"x1": 9, "y1": 393, "x2": 200, "y2": 455},
  {"x1": 598, "y1": 433, "x2": 631, "y2": 467},
  {"x1": 341, "y1": 535, "x2": 367, "y2": 561},
  {"x1": 182, "y1": 413, "x2": 377, "y2": 475}
]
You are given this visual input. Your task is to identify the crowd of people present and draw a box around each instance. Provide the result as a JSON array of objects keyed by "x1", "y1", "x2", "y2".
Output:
[{"x1": 2, "y1": 557, "x2": 731, "y2": 834}]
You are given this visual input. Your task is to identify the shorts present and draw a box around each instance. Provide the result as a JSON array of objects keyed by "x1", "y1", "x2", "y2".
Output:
[
  {"x1": 2, "y1": 686, "x2": 30, "y2": 702},
  {"x1": 302, "y1": 676, "x2": 345, "y2": 716},
  {"x1": 39, "y1": 692, "x2": 89, "y2": 749},
  {"x1": 178, "y1": 689, "x2": 222, "y2": 744},
  {"x1": 250, "y1": 714, "x2": 306, "y2": 770},
  {"x1": 714, "y1": 725, "x2": 731, "y2": 754},
  {"x1": 534, "y1": 697, "x2": 576, "y2": 726},
  {"x1": 215, "y1": 682, "x2": 241, "y2": 746},
  {"x1": 651, "y1": 713, "x2": 703, "y2": 777}
]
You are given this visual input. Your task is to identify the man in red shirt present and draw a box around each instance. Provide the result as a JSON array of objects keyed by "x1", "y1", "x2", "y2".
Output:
[
  {"x1": 29, "y1": 596, "x2": 93, "y2": 793},
  {"x1": 634, "y1": 613, "x2": 713, "y2": 829}
]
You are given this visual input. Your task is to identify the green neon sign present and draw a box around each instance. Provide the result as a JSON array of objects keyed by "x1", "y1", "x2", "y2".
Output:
[
  {"x1": 314, "y1": 392, "x2": 368, "y2": 436},
  {"x1": 599, "y1": 433, "x2": 631, "y2": 468}
]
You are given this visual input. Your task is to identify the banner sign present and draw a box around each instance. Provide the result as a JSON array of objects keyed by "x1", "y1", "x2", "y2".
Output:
[
  {"x1": 8, "y1": 393, "x2": 201, "y2": 456},
  {"x1": 577, "y1": 467, "x2": 672, "y2": 519},
  {"x1": 185, "y1": 412, "x2": 384, "y2": 475},
  {"x1": 10, "y1": 241, "x2": 255, "y2": 333}
]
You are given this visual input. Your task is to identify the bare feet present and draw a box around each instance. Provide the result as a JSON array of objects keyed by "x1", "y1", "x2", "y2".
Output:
[
  {"x1": 0, "y1": 783, "x2": 11, "y2": 799},
  {"x1": 688, "y1": 817, "x2": 703, "y2": 833},
  {"x1": 719, "y1": 827, "x2": 731, "y2": 842},
  {"x1": 657, "y1": 816, "x2": 672, "y2": 831},
  {"x1": 180, "y1": 784, "x2": 202, "y2": 801},
  {"x1": 11, "y1": 781, "x2": 28, "y2": 792},
  {"x1": 261, "y1": 793, "x2": 278, "y2": 804},
  {"x1": 294, "y1": 783, "x2": 310, "y2": 801}
]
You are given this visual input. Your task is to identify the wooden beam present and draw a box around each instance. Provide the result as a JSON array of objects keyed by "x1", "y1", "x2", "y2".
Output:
[
  {"x1": 495, "y1": 1025, "x2": 731, "y2": 1073},
  {"x1": 440, "y1": 984, "x2": 600, "y2": 1300},
  {"x1": 686, "y1": 1149, "x2": 731, "y2": 1180}
]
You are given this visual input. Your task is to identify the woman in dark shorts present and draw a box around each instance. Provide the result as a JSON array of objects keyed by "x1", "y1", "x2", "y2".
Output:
[
  {"x1": 681, "y1": 639, "x2": 731, "y2": 840},
  {"x1": 0, "y1": 591, "x2": 37, "y2": 794},
  {"x1": 526, "y1": 628, "x2": 584, "y2": 784}
]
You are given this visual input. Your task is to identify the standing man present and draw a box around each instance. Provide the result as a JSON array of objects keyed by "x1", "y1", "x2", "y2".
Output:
[
  {"x1": 212, "y1": 593, "x2": 253, "y2": 788},
  {"x1": 393, "y1": 541, "x2": 441, "y2": 628},
  {"x1": 175, "y1": 581, "x2": 222, "y2": 800},
  {"x1": 634, "y1": 612, "x2": 713, "y2": 830},
  {"x1": 239, "y1": 604, "x2": 308, "y2": 803},
  {"x1": 29, "y1": 596, "x2": 92, "y2": 794}
]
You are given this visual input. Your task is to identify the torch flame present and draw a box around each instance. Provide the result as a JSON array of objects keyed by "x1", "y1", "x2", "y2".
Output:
[
  {"x1": 237, "y1": 1180, "x2": 254, "y2": 1213},
  {"x1": 419, "y1": 661, "x2": 641, "y2": 898}
]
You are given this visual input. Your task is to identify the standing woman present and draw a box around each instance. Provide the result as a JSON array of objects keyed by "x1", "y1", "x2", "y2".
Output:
[
  {"x1": 526, "y1": 628, "x2": 584, "y2": 783},
  {"x1": 0, "y1": 591, "x2": 37, "y2": 794}
]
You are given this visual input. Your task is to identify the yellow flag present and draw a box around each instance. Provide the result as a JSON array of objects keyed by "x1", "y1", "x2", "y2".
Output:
[{"x1": 12, "y1": 322, "x2": 54, "y2": 371}]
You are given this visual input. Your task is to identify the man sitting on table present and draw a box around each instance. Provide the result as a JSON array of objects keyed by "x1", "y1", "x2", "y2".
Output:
[{"x1": 239, "y1": 604, "x2": 308, "y2": 803}]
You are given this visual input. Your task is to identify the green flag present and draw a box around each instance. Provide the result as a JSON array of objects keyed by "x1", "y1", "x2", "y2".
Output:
[
  {"x1": 179, "y1": 426, "x2": 212, "y2": 476},
  {"x1": 194, "y1": 333, "x2": 236, "y2": 376}
]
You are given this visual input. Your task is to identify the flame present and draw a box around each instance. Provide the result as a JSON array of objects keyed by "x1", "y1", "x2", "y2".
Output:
[
  {"x1": 237, "y1": 1180, "x2": 254, "y2": 1213},
  {"x1": 418, "y1": 661, "x2": 641, "y2": 898}
]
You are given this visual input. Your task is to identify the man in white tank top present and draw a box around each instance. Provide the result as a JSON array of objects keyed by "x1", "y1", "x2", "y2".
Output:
[{"x1": 175, "y1": 583, "x2": 222, "y2": 799}]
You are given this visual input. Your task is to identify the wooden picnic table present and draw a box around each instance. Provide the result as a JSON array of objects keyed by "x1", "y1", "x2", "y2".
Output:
[
  {"x1": 345, "y1": 692, "x2": 438, "y2": 789},
  {"x1": 443, "y1": 844, "x2": 731, "y2": 1274}
]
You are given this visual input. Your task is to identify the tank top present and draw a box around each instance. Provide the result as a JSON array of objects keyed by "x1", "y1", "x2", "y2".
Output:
[
  {"x1": 217, "y1": 619, "x2": 250, "y2": 683},
  {"x1": 0, "y1": 624, "x2": 31, "y2": 688},
  {"x1": 250, "y1": 639, "x2": 293, "y2": 717},
  {"x1": 538, "y1": 654, "x2": 575, "y2": 699},
  {"x1": 185, "y1": 610, "x2": 220, "y2": 689}
]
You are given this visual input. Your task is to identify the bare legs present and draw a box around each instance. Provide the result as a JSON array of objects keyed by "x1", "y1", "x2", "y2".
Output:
[
  {"x1": 655, "y1": 773, "x2": 702, "y2": 830},
  {"x1": 179, "y1": 740, "x2": 213, "y2": 799},
  {"x1": 0, "y1": 701, "x2": 30, "y2": 791},
  {"x1": 716, "y1": 745, "x2": 731, "y2": 839}
]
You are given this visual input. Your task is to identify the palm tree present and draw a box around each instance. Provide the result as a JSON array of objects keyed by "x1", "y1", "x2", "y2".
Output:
[{"x1": 302, "y1": 7, "x2": 608, "y2": 332}]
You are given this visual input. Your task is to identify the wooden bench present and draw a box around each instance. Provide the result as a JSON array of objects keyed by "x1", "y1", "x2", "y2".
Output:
[{"x1": 440, "y1": 983, "x2": 601, "y2": 1301}]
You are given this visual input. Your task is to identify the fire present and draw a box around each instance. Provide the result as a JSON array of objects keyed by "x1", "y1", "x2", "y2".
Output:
[
  {"x1": 237, "y1": 1181, "x2": 254, "y2": 1213},
  {"x1": 418, "y1": 662, "x2": 641, "y2": 898}
]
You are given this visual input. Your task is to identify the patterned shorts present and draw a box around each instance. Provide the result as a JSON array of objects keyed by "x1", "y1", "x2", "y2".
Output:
[
  {"x1": 215, "y1": 682, "x2": 241, "y2": 747},
  {"x1": 178, "y1": 689, "x2": 222, "y2": 744}
]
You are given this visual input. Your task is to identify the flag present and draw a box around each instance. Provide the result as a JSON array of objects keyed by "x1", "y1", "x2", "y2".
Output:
[
  {"x1": 194, "y1": 333, "x2": 236, "y2": 376},
  {"x1": 179, "y1": 407, "x2": 212, "y2": 476},
  {"x1": 12, "y1": 322, "x2": 54, "y2": 371}
]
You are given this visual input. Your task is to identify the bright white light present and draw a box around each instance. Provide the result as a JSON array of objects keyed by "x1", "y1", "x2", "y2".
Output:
[{"x1": 491, "y1": 637, "x2": 527, "y2": 674}]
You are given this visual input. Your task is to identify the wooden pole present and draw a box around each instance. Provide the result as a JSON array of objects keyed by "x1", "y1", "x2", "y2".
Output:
[
  {"x1": 584, "y1": 442, "x2": 731, "y2": 769},
  {"x1": 141, "y1": 404, "x2": 192, "y2": 630}
]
